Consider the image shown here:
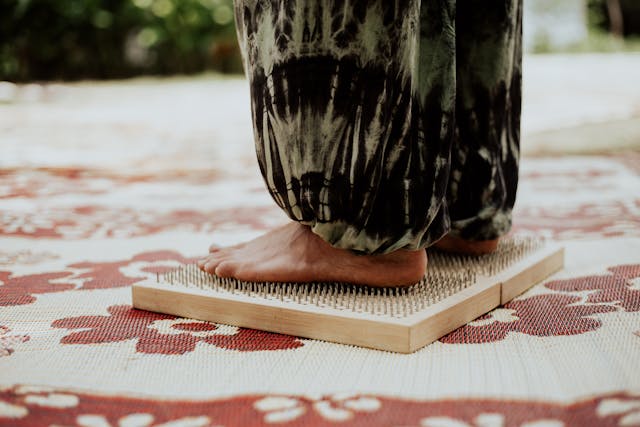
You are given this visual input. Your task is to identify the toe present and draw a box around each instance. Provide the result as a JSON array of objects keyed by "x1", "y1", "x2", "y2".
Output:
[
  {"x1": 202, "y1": 251, "x2": 226, "y2": 263},
  {"x1": 203, "y1": 261, "x2": 216, "y2": 274},
  {"x1": 198, "y1": 254, "x2": 216, "y2": 269},
  {"x1": 202, "y1": 254, "x2": 228, "y2": 273},
  {"x1": 215, "y1": 261, "x2": 236, "y2": 278},
  {"x1": 204, "y1": 260, "x2": 222, "y2": 274}
]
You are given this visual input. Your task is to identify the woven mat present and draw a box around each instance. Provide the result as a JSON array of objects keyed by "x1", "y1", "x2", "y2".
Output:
[{"x1": 1, "y1": 90, "x2": 640, "y2": 425}]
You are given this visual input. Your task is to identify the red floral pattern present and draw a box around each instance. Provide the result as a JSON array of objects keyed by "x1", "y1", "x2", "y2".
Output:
[
  {"x1": 0, "y1": 168, "x2": 223, "y2": 200},
  {"x1": 67, "y1": 250, "x2": 196, "y2": 290},
  {"x1": 0, "y1": 271, "x2": 75, "y2": 307},
  {"x1": 0, "y1": 250, "x2": 59, "y2": 266},
  {"x1": 52, "y1": 305, "x2": 305, "y2": 353},
  {"x1": 3, "y1": 158, "x2": 639, "y2": 241},
  {"x1": 513, "y1": 200, "x2": 640, "y2": 239},
  {"x1": 520, "y1": 167, "x2": 616, "y2": 192},
  {"x1": 0, "y1": 169, "x2": 108, "y2": 200},
  {"x1": 1, "y1": 205, "x2": 282, "y2": 239},
  {"x1": 546, "y1": 264, "x2": 640, "y2": 312},
  {"x1": 4, "y1": 199, "x2": 638, "y2": 241},
  {"x1": 441, "y1": 294, "x2": 616, "y2": 344},
  {"x1": 0, "y1": 251, "x2": 195, "y2": 306},
  {"x1": 0, "y1": 385, "x2": 637, "y2": 427},
  {"x1": 4, "y1": 200, "x2": 639, "y2": 240},
  {"x1": 441, "y1": 263, "x2": 640, "y2": 344}
]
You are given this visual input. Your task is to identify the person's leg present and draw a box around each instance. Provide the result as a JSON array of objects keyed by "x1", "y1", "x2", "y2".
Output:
[
  {"x1": 435, "y1": 0, "x2": 523, "y2": 255},
  {"x1": 199, "y1": 0, "x2": 456, "y2": 286}
]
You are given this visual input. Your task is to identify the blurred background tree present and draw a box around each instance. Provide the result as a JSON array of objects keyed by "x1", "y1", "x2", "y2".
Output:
[
  {"x1": 588, "y1": 0, "x2": 640, "y2": 37},
  {"x1": 0, "y1": 0, "x2": 242, "y2": 81}
]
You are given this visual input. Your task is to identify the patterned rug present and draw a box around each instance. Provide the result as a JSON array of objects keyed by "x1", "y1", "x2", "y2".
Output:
[{"x1": 1, "y1": 139, "x2": 640, "y2": 426}]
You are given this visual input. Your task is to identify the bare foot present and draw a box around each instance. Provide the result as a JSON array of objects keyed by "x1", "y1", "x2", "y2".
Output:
[
  {"x1": 433, "y1": 234, "x2": 499, "y2": 256},
  {"x1": 199, "y1": 222, "x2": 426, "y2": 287}
]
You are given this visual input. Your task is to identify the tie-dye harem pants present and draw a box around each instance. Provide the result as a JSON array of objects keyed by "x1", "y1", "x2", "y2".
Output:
[{"x1": 233, "y1": 0, "x2": 522, "y2": 254}]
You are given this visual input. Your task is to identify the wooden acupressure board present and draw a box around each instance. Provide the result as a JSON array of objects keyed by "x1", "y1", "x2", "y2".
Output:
[{"x1": 132, "y1": 237, "x2": 564, "y2": 353}]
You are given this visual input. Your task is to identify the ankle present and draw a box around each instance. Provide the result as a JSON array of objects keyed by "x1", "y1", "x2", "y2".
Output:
[
  {"x1": 377, "y1": 249, "x2": 427, "y2": 285},
  {"x1": 433, "y1": 234, "x2": 499, "y2": 256}
]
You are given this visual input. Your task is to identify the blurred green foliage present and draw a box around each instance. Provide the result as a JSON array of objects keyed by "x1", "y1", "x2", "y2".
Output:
[
  {"x1": 1, "y1": 0, "x2": 243, "y2": 81},
  {"x1": 3, "y1": 0, "x2": 640, "y2": 81},
  {"x1": 588, "y1": 0, "x2": 610, "y2": 29},
  {"x1": 530, "y1": 0, "x2": 640, "y2": 53}
]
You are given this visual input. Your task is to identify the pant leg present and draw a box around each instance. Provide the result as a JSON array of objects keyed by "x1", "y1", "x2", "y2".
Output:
[
  {"x1": 233, "y1": 0, "x2": 455, "y2": 254},
  {"x1": 446, "y1": 0, "x2": 523, "y2": 241}
]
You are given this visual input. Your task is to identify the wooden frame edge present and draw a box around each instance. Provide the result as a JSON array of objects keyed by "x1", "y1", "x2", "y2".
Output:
[
  {"x1": 407, "y1": 279, "x2": 501, "y2": 352},
  {"x1": 499, "y1": 244, "x2": 565, "y2": 304},
  {"x1": 132, "y1": 283, "x2": 412, "y2": 353}
]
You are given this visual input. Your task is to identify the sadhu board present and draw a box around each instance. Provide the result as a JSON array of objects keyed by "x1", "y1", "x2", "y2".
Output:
[{"x1": 132, "y1": 237, "x2": 564, "y2": 353}]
